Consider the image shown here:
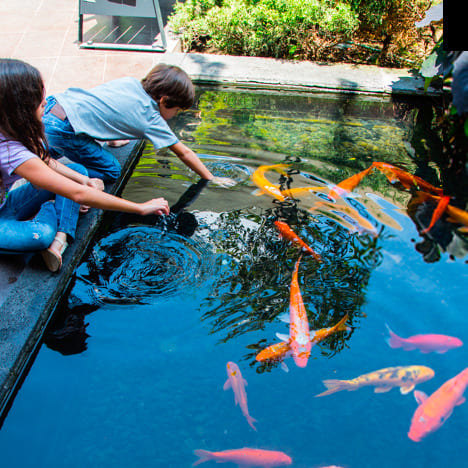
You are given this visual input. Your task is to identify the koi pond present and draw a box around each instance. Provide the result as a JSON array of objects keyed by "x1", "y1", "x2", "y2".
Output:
[{"x1": 0, "y1": 87, "x2": 467, "y2": 468}]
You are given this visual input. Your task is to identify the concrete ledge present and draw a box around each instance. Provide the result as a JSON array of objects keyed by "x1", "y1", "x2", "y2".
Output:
[
  {"x1": 156, "y1": 52, "x2": 439, "y2": 97},
  {"x1": 0, "y1": 140, "x2": 144, "y2": 417}
]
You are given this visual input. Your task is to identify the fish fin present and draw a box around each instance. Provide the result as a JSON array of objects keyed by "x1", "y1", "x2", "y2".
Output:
[
  {"x1": 281, "y1": 362, "x2": 290, "y2": 372},
  {"x1": 436, "y1": 349, "x2": 448, "y2": 354},
  {"x1": 247, "y1": 415, "x2": 258, "y2": 431},
  {"x1": 456, "y1": 396, "x2": 466, "y2": 406},
  {"x1": 223, "y1": 379, "x2": 231, "y2": 391},
  {"x1": 419, "y1": 349, "x2": 431, "y2": 353},
  {"x1": 315, "y1": 379, "x2": 349, "y2": 397},
  {"x1": 400, "y1": 384, "x2": 415, "y2": 395},
  {"x1": 278, "y1": 312, "x2": 290, "y2": 324},
  {"x1": 252, "y1": 189, "x2": 265, "y2": 197},
  {"x1": 414, "y1": 390, "x2": 428, "y2": 405},
  {"x1": 193, "y1": 449, "x2": 213, "y2": 466},
  {"x1": 385, "y1": 323, "x2": 403, "y2": 349},
  {"x1": 276, "y1": 333, "x2": 290, "y2": 342},
  {"x1": 374, "y1": 386, "x2": 393, "y2": 393},
  {"x1": 243, "y1": 378, "x2": 248, "y2": 386}
]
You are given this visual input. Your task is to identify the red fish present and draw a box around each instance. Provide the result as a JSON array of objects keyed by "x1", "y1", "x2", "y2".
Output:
[
  {"x1": 421, "y1": 195, "x2": 451, "y2": 234},
  {"x1": 224, "y1": 361, "x2": 257, "y2": 431},
  {"x1": 193, "y1": 448, "x2": 292, "y2": 467},
  {"x1": 285, "y1": 255, "x2": 311, "y2": 368},
  {"x1": 274, "y1": 220, "x2": 321, "y2": 261},
  {"x1": 328, "y1": 165, "x2": 375, "y2": 200},
  {"x1": 372, "y1": 162, "x2": 444, "y2": 195},
  {"x1": 385, "y1": 324, "x2": 463, "y2": 354},
  {"x1": 408, "y1": 367, "x2": 468, "y2": 442}
]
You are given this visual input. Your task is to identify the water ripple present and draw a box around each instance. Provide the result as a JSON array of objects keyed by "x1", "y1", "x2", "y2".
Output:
[{"x1": 70, "y1": 226, "x2": 215, "y2": 307}]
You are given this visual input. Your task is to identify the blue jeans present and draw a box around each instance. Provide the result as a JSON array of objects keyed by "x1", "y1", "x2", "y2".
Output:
[
  {"x1": 0, "y1": 163, "x2": 87, "y2": 253},
  {"x1": 43, "y1": 96, "x2": 121, "y2": 182}
]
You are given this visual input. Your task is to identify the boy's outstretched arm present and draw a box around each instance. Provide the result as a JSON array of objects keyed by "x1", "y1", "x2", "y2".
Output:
[{"x1": 169, "y1": 142, "x2": 236, "y2": 188}]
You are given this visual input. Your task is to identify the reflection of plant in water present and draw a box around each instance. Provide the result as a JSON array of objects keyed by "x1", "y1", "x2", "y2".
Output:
[{"x1": 199, "y1": 205, "x2": 383, "y2": 372}]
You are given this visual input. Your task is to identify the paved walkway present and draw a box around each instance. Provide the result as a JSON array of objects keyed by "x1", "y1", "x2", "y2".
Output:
[{"x1": 0, "y1": 0, "x2": 435, "y2": 418}]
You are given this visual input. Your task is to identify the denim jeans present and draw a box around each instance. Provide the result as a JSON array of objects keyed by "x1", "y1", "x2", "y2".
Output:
[
  {"x1": 0, "y1": 163, "x2": 87, "y2": 253},
  {"x1": 43, "y1": 96, "x2": 121, "y2": 182}
]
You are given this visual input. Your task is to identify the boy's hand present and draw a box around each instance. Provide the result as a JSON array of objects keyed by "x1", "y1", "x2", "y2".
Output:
[
  {"x1": 87, "y1": 178, "x2": 105, "y2": 191},
  {"x1": 210, "y1": 176, "x2": 236, "y2": 188}
]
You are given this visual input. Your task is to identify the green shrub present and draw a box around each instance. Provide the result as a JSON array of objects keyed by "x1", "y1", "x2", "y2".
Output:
[{"x1": 169, "y1": 0, "x2": 359, "y2": 59}]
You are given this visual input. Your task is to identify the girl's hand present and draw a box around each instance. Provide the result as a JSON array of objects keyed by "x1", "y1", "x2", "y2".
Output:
[
  {"x1": 139, "y1": 198, "x2": 170, "y2": 216},
  {"x1": 210, "y1": 176, "x2": 236, "y2": 188},
  {"x1": 86, "y1": 178, "x2": 105, "y2": 191}
]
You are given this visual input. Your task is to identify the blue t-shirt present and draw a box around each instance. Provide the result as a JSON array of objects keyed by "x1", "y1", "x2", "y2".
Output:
[
  {"x1": 54, "y1": 77, "x2": 179, "y2": 149},
  {"x1": 0, "y1": 133, "x2": 37, "y2": 208}
]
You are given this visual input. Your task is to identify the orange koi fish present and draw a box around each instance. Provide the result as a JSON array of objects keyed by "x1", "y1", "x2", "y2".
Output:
[
  {"x1": 223, "y1": 361, "x2": 257, "y2": 431},
  {"x1": 385, "y1": 324, "x2": 463, "y2": 354},
  {"x1": 315, "y1": 365, "x2": 435, "y2": 397},
  {"x1": 193, "y1": 448, "x2": 292, "y2": 467},
  {"x1": 282, "y1": 255, "x2": 311, "y2": 368},
  {"x1": 256, "y1": 314, "x2": 350, "y2": 363},
  {"x1": 412, "y1": 192, "x2": 468, "y2": 231},
  {"x1": 274, "y1": 220, "x2": 321, "y2": 261},
  {"x1": 421, "y1": 195, "x2": 451, "y2": 234},
  {"x1": 251, "y1": 164, "x2": 290, "y2": 201},
  {"x1": 408, "y1": 367, "x2": 468, "y2": 442},
  {"x1": 372, "y1": 162, "x2": 444, "y2": 195},
  {"x1": 328, "y1": 165, "x2": 375, "y2": 201}
]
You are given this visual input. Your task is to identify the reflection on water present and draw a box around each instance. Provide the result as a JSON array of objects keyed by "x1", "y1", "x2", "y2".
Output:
[{"x1": 0, "y1": 87, "x2": 467, "y2": 468}]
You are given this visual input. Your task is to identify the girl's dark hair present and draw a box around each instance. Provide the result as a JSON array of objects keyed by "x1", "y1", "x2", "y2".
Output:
[
  {"x1": 141, "y1": 63, "x2": 195, "y2": 109},
  {"x1": 0, "y1": 59, "x2": 48, "y2": 201}
]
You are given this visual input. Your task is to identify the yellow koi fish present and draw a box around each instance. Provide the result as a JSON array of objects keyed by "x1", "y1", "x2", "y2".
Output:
[
  {"x1": 315, "y1": 365, "x2": 435, "y2": 397},
  {"x1": 251, "y1": 164, "x2": 290, "y2": 201}
]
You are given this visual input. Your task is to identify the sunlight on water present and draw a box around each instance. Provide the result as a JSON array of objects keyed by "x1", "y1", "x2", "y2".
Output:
[{"x1": 0, "y1": 87, "x2": 466, "y2": 468}]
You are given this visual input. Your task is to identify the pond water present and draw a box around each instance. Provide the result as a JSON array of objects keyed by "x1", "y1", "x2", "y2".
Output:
[{"x1": 0, "y1": 87, "x2": 467, "y2": 468}]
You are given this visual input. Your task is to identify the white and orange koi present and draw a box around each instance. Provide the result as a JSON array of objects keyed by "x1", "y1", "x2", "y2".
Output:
[
  {"x1": 256, "y1": 314, "x2": 350, "y2": 364},
  {"x1": 315, "y1": 365, "x2": 435, "y2": 397},
  {"x1": 224, "y1": 361, "x2": 257, "y2": 431},
  {"x1": 408, "y1": 367, "x2": 468, "y2": 442},
  {"x1": 275, "y1": 255, "x2": 311, "y2": 368}
]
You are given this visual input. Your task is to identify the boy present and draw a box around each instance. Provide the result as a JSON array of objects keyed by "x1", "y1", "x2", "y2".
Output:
[{"x1": 43, "y1": 63, "x2": 235, "y2": 187}]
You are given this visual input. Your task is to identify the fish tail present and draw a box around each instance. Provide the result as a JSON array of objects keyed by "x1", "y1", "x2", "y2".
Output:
[
  {"x1": 315, "y1": 379, "x2": 351, "y2": 397},
  {"x1": 193, "y1": 449, "x2": 214, "y2": 466},
  {"x1": 385, "y1": 323, "x2": 402, "y2": 349},
  {"x1": 335, "y1": 314, "x2": 350, "y2": 332}
]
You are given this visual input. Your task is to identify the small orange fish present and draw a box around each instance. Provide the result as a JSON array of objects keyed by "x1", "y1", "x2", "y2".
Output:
[
  {"x1": 372, "y1": 162, "x2": 444, "y2": 195},
  {"x1": 252, "y1": 164, "x2": 290, "y2": 201},
  {"x1": 328, "y1": 165, "x2": 375, "y2": 201},
  {"x1": 256, "y1": 314, "x2": 350, "y2": 363},
  {"x1": 193, "y1": 448, "x2": 292, "y2": 467},
  {"x1": 421, "y1": 195, "x2": 451, "y2": 234},
  {"x1": 224, "y1": 361, "x2": 257, "y2": 431},
  {"x1": 274, "y1": 220, "x2": 321, "y2": 261},
  {"x1": 316, "y1": 365, "x2": 435, "y2": 397},
  {"x1": 408, "y1": 367, "x2": 468, "y2": 442}
]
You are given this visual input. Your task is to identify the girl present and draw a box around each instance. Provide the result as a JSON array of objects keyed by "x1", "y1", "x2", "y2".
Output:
[{"x1": 0, "y1": 59, "x2": 169, "y2": 272}]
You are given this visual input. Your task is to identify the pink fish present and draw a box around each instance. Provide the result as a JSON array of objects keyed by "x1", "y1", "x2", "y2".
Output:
[
  {"x1": 224, "y1": 361, "x2": 257, "y2": 431},
  {"x1": 385, "y1": 324, "x2": 463, "y2": 354},
  {"x1": 408, "y1": 367, "x2": 468, "y2": 442},
  {"x1": 193, "y1": 448, "x2": 292, "y2": 467}
]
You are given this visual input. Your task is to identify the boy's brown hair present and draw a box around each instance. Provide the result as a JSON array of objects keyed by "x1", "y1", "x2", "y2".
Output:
[{"x1": 141, "y1": 64, "x2": 195, "y2": 110}]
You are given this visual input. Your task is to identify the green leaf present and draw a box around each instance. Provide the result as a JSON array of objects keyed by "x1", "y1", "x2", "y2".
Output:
[{"x1": 464, "y1": 118, "x2": 468, "y2": 138}]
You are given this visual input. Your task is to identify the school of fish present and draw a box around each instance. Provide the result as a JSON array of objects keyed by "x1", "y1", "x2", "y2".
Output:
[{"x1": 192, "y1": 162, "x2": 466, "y2": 466}]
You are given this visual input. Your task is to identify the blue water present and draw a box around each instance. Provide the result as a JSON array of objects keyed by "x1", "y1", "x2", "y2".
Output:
[{"x1": 0, "y1": 89, "x2": 466, "y2": 468}]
